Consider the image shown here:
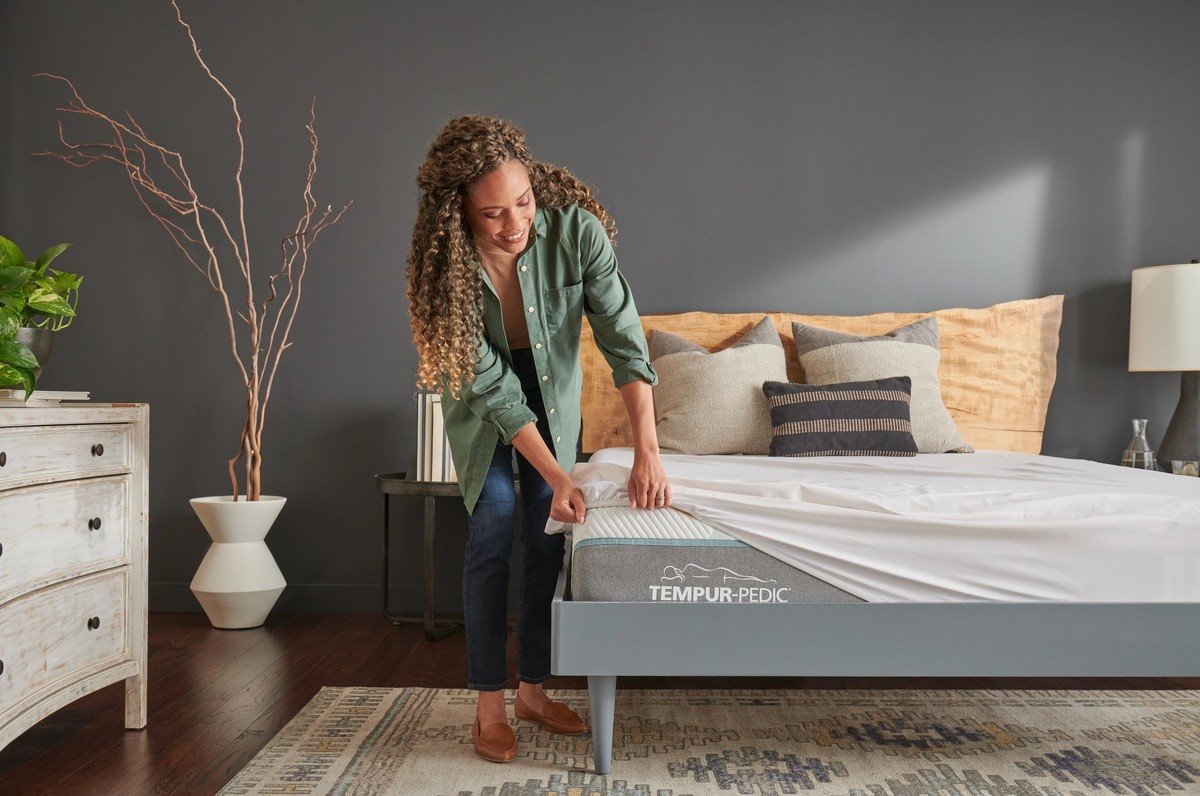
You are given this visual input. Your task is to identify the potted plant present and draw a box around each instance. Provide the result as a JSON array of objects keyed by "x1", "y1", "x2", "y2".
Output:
[
  {"x1": 37, "y1": 1, "x2": 349, "y2": 629},
  {"x1": 0, "y1": 236, "x2": 81, "y2": 397}
]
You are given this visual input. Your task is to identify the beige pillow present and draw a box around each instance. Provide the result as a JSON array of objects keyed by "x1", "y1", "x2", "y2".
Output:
[
  {"x1": 650, "y1": 316, "x2": 787, "y2": 455},
  {"x1": 791, "y1": 317, "x2": 973, "y2": 453}
]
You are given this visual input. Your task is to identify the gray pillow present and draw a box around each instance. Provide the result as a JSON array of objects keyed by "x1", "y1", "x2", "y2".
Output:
[
  {"x1": 790, "y1": 317, "x2": 973, "y2": 453},
  {"x1": 650, "y1": 316, "x2": 787, "y2": 455}
]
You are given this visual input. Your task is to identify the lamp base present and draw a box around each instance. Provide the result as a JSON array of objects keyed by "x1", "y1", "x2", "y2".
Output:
[{"x1": 1156, "y1": 371, "x2": 1200, "y2": 474}]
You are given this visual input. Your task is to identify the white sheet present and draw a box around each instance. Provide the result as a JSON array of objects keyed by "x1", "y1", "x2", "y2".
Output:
[{"x1": 549, "y1": 449, "x2": 1200, "y2": 603}]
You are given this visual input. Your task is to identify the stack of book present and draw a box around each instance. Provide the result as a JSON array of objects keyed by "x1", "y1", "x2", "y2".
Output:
[
  {"x1": 0, "y1": 389, "x2": 91, "y2": 407},
  {"x1": 415, "y1": 391, "x2": 457, "y2": 482}
]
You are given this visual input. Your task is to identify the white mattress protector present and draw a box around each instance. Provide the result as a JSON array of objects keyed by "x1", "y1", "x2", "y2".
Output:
[
  {"x1": 570, "y1": 500, "x2": 737, "y2": 543},
  {"x1": 548, "y1": 449, "x2": 1200, "y2": 603}
]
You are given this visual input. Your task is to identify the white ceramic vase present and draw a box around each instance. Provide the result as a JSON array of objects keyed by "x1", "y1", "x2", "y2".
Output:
[{"x1": 189, "y1": 495, "x2": 287, "y2": 629}]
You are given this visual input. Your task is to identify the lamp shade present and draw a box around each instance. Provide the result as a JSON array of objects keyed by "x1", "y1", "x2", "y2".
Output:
[{"x1": 1129, "y1": 263, "x2": 1200, "y2": 372}]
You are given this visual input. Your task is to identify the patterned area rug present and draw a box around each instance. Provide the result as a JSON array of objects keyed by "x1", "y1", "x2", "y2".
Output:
[{"x1": 219, "y1": 687, "x2": 1200, "y2": 795}]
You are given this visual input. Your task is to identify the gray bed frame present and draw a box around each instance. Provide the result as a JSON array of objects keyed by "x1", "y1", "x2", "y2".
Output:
[{"x1": 551, "y1": 564, "x2": 1200, "y2": 774}]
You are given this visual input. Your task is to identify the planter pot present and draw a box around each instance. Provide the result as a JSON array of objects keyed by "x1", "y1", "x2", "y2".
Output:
[
  {"x1": 189, "y1": 495, "x2": 287, "y2": 629},
  {"x1": 0, "y1": 327, "x2": 54, "y2": 388},
  {"x1": 18, "y1": 327, "x2": 53, "y2": 378}
]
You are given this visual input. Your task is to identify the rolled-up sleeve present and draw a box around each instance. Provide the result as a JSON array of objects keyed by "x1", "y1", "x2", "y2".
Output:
[
  {"x1": 454, "y1": 335, "x2": 537, "y2": 443},
  {"x1": 579, "y1": 213, "x2": 658, "y2": 389}
]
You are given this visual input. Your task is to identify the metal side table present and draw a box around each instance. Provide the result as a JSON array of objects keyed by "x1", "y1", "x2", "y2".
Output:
[{"x1": 375, "y1": 472, "x2": 519, "y2": 641}]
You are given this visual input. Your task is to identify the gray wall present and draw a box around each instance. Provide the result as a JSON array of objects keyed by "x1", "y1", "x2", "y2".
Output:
[{"x1": 2, "y1": 0, "x2": 1195, "y2": 614}]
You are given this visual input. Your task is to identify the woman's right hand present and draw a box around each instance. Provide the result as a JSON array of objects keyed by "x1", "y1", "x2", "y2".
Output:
[
  {"x1": 549, "y1": 477, "x2": 587, "y2": 525},
  {"x1": 508, "y1": 423, "x2": 587, "y2": 525}
]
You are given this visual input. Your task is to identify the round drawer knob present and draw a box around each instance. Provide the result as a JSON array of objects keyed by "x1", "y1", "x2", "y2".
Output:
[
  {"x1": 91, "y1": 444, "x2": 105, "y2": 457},
  {"x1": 87, "y1": 616, "x2": 101, "y2": 631},
  {"x1": 0, "y1": 660, "x2": 4, "y2": 676},
  {"x1": 0, "y1": 541, "x2": 4, "y2": 558},
  {"x1": 88, "y1": 517, "x2": 103, "y2": 531},
  {"x1": 0, "y1": 451, "x2": 6, "y2": 466}
]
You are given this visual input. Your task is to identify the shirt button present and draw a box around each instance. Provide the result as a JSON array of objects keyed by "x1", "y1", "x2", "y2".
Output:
[
  {"x1": 534, "y1": 343, "x2": 542, "y2": 349},
  {"x1": 548, "y1": 408, "x2": 555, "y2": 414},
  {"x1": 555, "y1": 436, "x2": 561, "y2": 442},
  {"x1": 520, "y1": 265, "x2": 527, "y2": 272},
  {"x1": 541, "y1": 375, "x2": 549, "y2": 382},
  {"x1": 527, "y1": 306, "x2": 535, "y2": 313}
]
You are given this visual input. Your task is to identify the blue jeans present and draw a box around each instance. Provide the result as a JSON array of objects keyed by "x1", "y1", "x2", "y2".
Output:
[{"x1": 462, "y1": 347, "x2": 565, "y2": 691}]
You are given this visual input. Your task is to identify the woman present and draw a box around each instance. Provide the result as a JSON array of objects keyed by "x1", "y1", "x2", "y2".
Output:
[{"x1": 407, "y1": 116, "x2": 671, "y2": 763}]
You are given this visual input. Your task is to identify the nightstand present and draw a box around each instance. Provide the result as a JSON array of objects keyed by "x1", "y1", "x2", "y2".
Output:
[{"x1": 375, "y1": 473, "x2": 521, "y2": 641}]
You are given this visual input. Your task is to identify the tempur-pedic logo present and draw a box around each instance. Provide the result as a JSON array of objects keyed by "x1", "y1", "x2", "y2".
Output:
[{"x1": 648, "y1": 564, "x2": 791, "y2": 603}]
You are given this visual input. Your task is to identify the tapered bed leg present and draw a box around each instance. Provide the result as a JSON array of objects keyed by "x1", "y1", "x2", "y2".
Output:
[{"x1": 588, "y1": 675, "x2": 617, "y2": 775}]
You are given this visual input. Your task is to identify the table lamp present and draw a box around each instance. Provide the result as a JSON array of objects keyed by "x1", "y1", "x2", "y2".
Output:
[{"x1": 1129, "y1": 262, "x2": 1200, "y2": 473}]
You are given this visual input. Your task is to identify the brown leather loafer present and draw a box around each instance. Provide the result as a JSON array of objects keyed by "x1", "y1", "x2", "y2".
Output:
[
  {"x1": 472, "y1": 717, "x2": 517, "y2": 763},
  {"x1": 514, "y1": 693, "x2": 588, "y2": 735}
]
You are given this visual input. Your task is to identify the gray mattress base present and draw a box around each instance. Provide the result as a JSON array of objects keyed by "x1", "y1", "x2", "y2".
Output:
[
  {"x1": 570, "y1": 539, "x2": 863, "y2": 603},
  {"x1": 551, "y1": 567, "x2": 1200, "y2": 774}
]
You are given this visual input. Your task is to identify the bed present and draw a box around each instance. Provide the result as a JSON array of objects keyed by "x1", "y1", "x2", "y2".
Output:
[{"x1": 548, "y1": 295, "x2": 1200, "y2": 774}]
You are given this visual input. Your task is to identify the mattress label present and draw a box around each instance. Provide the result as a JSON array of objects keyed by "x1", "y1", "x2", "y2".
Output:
[{"x1": 648, "y1": 564, "x2": 791, "y2": 603}]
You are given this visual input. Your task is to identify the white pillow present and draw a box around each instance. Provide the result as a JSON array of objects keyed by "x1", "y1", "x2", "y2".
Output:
[
  {"x1": 650, "y1": 316, "x2": 787, "y2": 455},
  {"x1": 791, "y1": 317, "x2": 972, "y2": 453}
]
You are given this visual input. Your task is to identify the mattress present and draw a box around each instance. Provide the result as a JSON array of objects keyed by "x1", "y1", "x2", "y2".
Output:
[
  {"x1": 552, "y1": 449, "x2": 1200, "y2": 603},
  {"x1": 569, "y1": 500, "x2": 862, "y2": 603}
]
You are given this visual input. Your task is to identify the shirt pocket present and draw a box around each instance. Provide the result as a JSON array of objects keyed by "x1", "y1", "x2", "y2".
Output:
[{"x1": 542, "y1": 282, "x2": 583, "y2": 337}]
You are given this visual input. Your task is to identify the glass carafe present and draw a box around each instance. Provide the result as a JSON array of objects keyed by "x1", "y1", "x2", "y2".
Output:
[{"x1": 1121, "y1": 418, "x2": 1156, "y2": 469}]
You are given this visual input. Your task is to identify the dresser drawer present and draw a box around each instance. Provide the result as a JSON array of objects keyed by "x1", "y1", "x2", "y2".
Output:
[
  {"x1": 0, "y1": 569, "x2": 129, "y2": 720},
  {"x1": 0, "y1": 477, "x2": 130, "y2": 604},
  {"x1": 0, "y1": 425, "x2": 132, "y2": 490}
]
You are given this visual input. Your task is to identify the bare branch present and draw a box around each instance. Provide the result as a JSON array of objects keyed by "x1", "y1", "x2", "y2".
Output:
[
  {"x1": 38, "y1": 14, "x2": 348, "y2": 500},
  {"x1": 170, "y1": 2, "x2": 252, "y2": 273},
  {"x1": 35, "y1": 71, "x2": 254, "y2": 392}
]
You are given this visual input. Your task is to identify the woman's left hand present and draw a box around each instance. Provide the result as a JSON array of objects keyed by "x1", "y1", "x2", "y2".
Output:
[{"x1": 628, "y1": 451, "x2": 672, "y2": 510}]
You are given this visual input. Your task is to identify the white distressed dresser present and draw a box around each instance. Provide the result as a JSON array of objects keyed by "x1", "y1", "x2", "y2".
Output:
[{"x1": 0, "y1": 403, "x2": 148, "y2": 751}]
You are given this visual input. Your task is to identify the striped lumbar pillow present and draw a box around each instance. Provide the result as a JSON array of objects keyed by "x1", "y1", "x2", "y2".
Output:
[{"x1": 762, "y1": 377, "x2": 919, "y2": 456}]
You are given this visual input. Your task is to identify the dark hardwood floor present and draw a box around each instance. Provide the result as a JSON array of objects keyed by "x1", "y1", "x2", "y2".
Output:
[{"x1": 2, "y1": 612, "x2": 1197, "y2": 795}]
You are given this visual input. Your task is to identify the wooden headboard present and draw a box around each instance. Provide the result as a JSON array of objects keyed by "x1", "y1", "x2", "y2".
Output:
[{"x1": 579, "y1": 295, "x2": 1064, "y2": 455}]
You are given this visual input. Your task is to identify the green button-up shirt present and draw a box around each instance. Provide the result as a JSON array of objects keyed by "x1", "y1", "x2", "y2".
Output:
[{"x1": 442, "y1": 204, "x2": 657, "y2": 514}]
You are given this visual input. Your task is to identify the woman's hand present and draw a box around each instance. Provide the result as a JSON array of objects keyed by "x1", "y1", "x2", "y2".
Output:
[
  {"x1": 508, "y1": 423, "x2": 587, "y2": 525},
  {"x1": 617, "y1": 379, "x2": 671, "y2": 509},
  {"x1": 549, "y1": 476, "x2": 588, "y2": 525},
  {"x1": 628, "y1": 450, "x2": 672, "y2": 510}
]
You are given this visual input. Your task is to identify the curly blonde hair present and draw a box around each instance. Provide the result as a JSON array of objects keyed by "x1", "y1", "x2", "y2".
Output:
[{"x1": 407, "y1": 115, "x2": 616, "y2": 396}]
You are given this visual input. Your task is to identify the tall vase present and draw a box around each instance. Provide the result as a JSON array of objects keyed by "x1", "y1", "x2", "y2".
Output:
[{"x1": 189, "y1": 495, "x2": 287, "y2": 629}]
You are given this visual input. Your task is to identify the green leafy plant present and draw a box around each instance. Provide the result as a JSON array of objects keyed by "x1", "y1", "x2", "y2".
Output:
[{"x1": 0, "y1": 235, "x2": 81, "y2": 395}]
